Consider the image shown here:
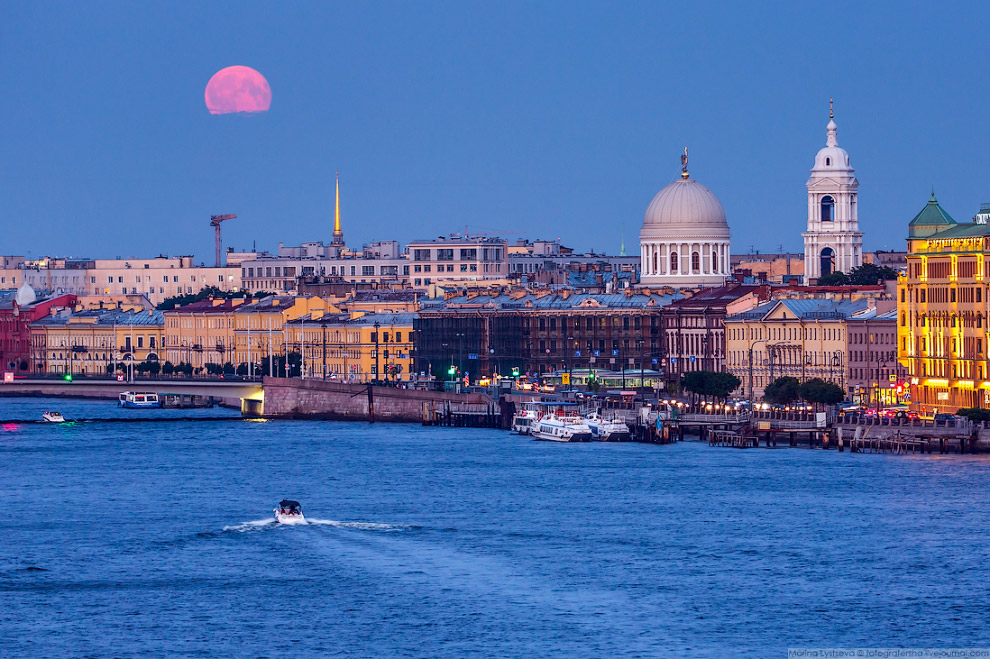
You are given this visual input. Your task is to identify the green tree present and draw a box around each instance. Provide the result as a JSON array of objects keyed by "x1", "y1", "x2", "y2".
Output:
[
  {"x1": 161, "y1": 361, "x2": 175, "y2": 375},
  {"x1": 222, "y1": 361, "x2": 235, "y2": 374},
  {"x1": 847, "y1": 262, "x2": 899, "y2": 285},
  {"x1": 817, "y1": 271, "x2": 850, "y2": 286},
  {"x1": 204, "y1": 362, "x2": 223, "y2": 376},
  {"x1": 764, "y1": 376, "x2": 801, "y2": 406},
  {"x1": 682, "y1": 370, "x2": 742, "y2": 404},
  {"x1": 799, "y1": 378, "x2": 844, "y2": 408}
]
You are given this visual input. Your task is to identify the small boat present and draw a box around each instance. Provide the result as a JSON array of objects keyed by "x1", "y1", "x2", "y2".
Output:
[
  {"x1": 118, "y1": 392, "x2": 160, "y2": 408},
  {"x1": 274, "y1": 499, "x2": 306, "y2": 525},
  {"x1": 585, "y1": 412, "x2": 632, "y2": 442},
  {"x1": 42, "y1": 411, "x2": 66, "y2": 423},
  {"x1": 532, "y1": 412, "x2": 593, "y2": 442}
]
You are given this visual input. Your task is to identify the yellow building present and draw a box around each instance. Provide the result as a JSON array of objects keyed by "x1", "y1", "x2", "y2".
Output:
[
  {"x1": 285, "y1": 312, "x2": 417, "y2": 382},
  {"x1": 30, "y1": 309, "x2": 164, "y2": 375},
  {"x1": 899, "y1": 193, "x2": 990, "y2": 413},
  {"x1": 724, "y1": 298, "x2": 867, "y2": 400}
]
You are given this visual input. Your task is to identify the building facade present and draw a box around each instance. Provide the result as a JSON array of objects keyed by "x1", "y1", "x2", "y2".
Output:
[
  {"x1": 899, "y1": 193, "x2": 990, "y2": 413},
  {"x1": 0, "y1": 287, "x2": 77, "y2": 373},
  {"x1": 407, "y1": 236, "x2": 508, "y2": 287},
  {"x1": 30, "y1": 309, "x2": 164, "y2": 376}
]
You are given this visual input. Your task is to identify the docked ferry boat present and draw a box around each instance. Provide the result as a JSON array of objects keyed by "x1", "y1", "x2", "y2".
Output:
[
  {"x1": 118, "y1": 392, "x2": 160, "y2": 408},
  {"x1": 532, "y1": 411, "x2": 593, "y2": 442},
  {"x1": 274, "y1": 500, "x2": 306, "y2": 525},
  {"x1": 585, "y1": 412, "x2": 632, "y2": 442},
  {"x1": 511, "y1": 401, "x2": 548, "y2": 434}
]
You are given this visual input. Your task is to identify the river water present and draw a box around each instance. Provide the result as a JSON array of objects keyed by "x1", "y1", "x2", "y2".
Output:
[{"x1": 2, "y1": 397, "x2": 988, "y2": 658}]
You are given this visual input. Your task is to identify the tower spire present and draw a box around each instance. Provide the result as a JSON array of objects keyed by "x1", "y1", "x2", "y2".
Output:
[
  {"x1": 332, "y1": 170, "x2": 344, "y2": 246},
  {"x1": 680, "y1": 147, "x2": 689, "y2": 179},
  {"x1": 829, "y1": 97, "x2": 834, "y2": 119}
]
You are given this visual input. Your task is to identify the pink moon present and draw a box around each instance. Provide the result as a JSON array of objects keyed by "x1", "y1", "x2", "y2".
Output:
[{"x1": 205, "y1": 65, "x2": 271, "y2": 115}]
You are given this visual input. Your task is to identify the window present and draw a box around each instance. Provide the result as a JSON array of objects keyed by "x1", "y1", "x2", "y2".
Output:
[
  {"x1": 414, "y1": 265, "x2": 422, "y2": 273},
  {"x1": 691, "y1": 252, "x2": 700, "y2": 272},
  {"x1": 362, "y1": 266, "x2": 374, "y2": 276},
  {"x1": 460, "y1": 248, "x2": 477, "y2": 260},
  {"x1": 424, "y1": 265, "x2": 431, "y2": 272},
  {"x1": 820, "y1": 247, "x2": 835, "y2": 276},
  {"x1": 436, "y1": 249, "x2": 454, "y2": 261},
  {"x1": 712, "y1": 250, "x2": 718, "y2": 272},
  {"x1": 821, "y1": 195, "x2": 834, "y2": 222},
  {"x1": 670, "y1": 252, "x2": 679, "y2": 272},
  {"x1": 413, "y1": 249, "x2": 430, "y2": 260},
  {"x1": 460, "y1": 264, "x2": 468, "y2": 272}
]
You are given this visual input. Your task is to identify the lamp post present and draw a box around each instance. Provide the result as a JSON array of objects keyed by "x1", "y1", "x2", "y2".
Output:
[
  {"x1": 373, "y1": 321, "x2": 381, "y2": 384},
  {"x1": 321, "y1": 317, "x2": 327, "y2": 381},
  {"x1": 748, "y1": 338, "x2": 769, "y2": 410}
]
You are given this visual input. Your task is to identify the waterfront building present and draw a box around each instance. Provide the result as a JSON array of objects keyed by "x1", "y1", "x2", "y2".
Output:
[
  {"x1": 0, "y1": 286, "x2": 76, "y2": 374},
  {"x1": 846, "y1": 304, "x2": 909, "y2": 407},
  {"x1": 660, "y1": 284, "x2": 769, "y2": 389},
  {"x1": 29, "y1": 308, "x2": 164, "y2": 376},
  {"x1": 0, "y1": 256, "x2": 241, "y2": 306},
  {"x1": 898, "y1": 193, "x2": 990, "y2": 413},
  {"x1": 802, "y1": 106, "x2": 863, "y2": 281},
  {"x1": 285, "y1": 312, "x2": 417, "y2": 382},
  {"x1": 407, "y1": 235, "x2": 508, "y2": 287},
  {"x1": 725, "y1": 297, "x2": 873, "y2": 400},
  {"x1": 414, "y1": 287, "x2": 683, "y2": 383},
  {"x1": 231, "y1": 296, "x2": 330, "y2": 375}
]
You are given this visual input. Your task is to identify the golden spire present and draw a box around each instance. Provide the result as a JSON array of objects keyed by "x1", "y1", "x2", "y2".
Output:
[
  {"x1": 332, "y1": 170, "x2": 343, "y2": 245},
  {"x1": 680, "y1": 147, "x2": 689, "y2": 179},
  {"x1": 829, "y1": 97, "x2": 834, "y2": 119}
]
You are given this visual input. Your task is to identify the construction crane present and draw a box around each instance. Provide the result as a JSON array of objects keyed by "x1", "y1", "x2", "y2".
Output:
[{"x1": 210, "y1": 214, "x2": 237, "y2": 267}]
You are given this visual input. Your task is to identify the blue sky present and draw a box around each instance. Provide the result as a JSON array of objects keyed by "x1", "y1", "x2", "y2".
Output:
[{"x1": 2, "y1": 2, "x2": 987, "y2": 262}]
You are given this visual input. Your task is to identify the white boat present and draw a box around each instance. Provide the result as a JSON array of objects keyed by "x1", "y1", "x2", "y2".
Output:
[
  {"x1": 585, "y1": 412, "x2": 632, "y2": 442},
  {"x1": 511, "y1": 401, "x2": 544, "y2": 434},
  {"x1": 274, "y1": 499, "x2": 307, "y2": 525},
  {"x1": 118, "y1": 391, "x2": 160, "y2": 408},
  {"x1": 42, "y1": 411, "x2": 66, "y2": 423},
  {"x1": 532, "y1": 412, "x2": 593, "y2": 442}
]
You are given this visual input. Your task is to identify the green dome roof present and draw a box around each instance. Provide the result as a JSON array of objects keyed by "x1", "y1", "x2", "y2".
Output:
[{"x1": 908, "y1": 192, "x2": 957, "y2": 238}]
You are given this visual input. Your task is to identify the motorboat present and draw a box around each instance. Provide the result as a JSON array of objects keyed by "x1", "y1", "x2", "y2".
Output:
[
  {"x1": 42, "y1": 411, "x2": 66, "y2": 423},
  {"x1": 274, "y1": 499, "x2": 306, "y2": 525},
  {"x1": 118, "y1": 391, "x2": 160, "y2": 408},
  {"x1": 585, "y1": 412, "x2": 632, "y2": 442},
  {"x1": 532, "y1": 412, "x2": 593, "y2": 442}
]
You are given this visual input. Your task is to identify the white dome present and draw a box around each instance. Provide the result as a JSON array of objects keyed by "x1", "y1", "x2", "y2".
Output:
[
  {"x1": 640, "y1": 178, "x2": 729, "y2": 240},
  {"x1": 15, "y1": 283, "x2": 35, "y2": 306},
  {"x1": 812, "y1": 118, "x2": 853, "y2": 173}
]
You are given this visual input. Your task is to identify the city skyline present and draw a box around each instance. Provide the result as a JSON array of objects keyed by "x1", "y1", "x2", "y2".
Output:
[{"x1": 4, "y1": 3, "x2": 990, "y2": 262}]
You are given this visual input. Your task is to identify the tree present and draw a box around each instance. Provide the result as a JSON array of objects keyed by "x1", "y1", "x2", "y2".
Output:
[
  {"x1": 236, "y1": 362, "x2": 249, "y2": 376},
  {"x1": 222, "y1": 361, "x2": 235, "y2": 374},
  {"x1": 764, "y1": 376, "x2": 801, "y2": 406},
  {"x1": 817, "y1": 271, "x2": 850, "y2": 286},
  {"x1": 799, "y1": 378, "x2": 844, "y2": 408},
  {"x1": 682, "y1": 370, "x2": 742, "y2": 404},
  {"x1": 162, "y1": 361, "x2": 175, "y2": 375},
  {"x1": 847, "y1": 262, "x2": 899, "y2": 285},
  {"x1": 204, "y1": 362, "x2": 223, "y2": 376}
]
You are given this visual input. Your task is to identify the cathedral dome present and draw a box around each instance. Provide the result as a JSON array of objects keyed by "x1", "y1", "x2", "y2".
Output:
[
  {"x1": 15, "y1": 283, "x2": 36, "y2": 307},
  {"x1": 640, "y1": 178, "x2": 730, "y2": 240}
]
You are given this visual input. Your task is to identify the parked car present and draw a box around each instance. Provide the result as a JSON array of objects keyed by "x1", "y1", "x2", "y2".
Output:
[{"x1": 933, "y1": 413, "x2": 958, "y2": 427}]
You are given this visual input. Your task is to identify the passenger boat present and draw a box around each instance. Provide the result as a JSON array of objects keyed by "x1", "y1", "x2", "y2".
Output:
[
  {"x1": 274, "y1": 499, "x2": 306, "y2": 525},
  {"x1": 42, "y1": 411, "x2": 66, "y2": 423},
  {"x1": 511, "y1": 401, "x2": 544, "y2": 434},
  {"x1": 585, "y1": 412, "x2": 632, "y2": 442},
  {"x1": 118, "y1": 392, "x2": 160, "y2": 408},
  {"x1": 532, "y1": 412, "x2": 593, "y2": 442}
]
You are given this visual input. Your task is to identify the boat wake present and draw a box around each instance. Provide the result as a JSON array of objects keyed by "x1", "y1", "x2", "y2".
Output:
[{"x1": 222, "y1": 518, "x2": 417, "y2": 533}]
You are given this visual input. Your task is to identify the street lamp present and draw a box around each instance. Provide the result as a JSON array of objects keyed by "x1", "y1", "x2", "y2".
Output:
[
  {"x1": 373, "y1": 321, "x2": 381, "y2": 384},
  {"x1": 748, "y1": 338, "x2": 769, "y2": 410},
  {"x1": 321, "y1": 317, "x2": 327, "y2": 381}
]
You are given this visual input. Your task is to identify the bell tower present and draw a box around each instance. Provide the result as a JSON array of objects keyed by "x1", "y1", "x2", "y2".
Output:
[{"x1": 802, "y1": 101, "x2": 863, "y2": 281}]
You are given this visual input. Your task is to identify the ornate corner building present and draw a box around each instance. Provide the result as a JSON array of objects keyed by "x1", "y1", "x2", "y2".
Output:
[{"x1": 899, "y1": 193, "x2": 990, "y2": 413}]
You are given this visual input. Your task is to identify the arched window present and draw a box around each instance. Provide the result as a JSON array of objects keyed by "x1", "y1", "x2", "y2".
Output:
[
  {"x1": 820, "y1": 247, "x2": 835, "y2": 276},
  {"x1": 691, "y1": 252, "x2": 700, "y2": 272},
  {"x1": 825, "y1": 157, "x2": 831, "y2": 166},
  {"x1": 712, "y1": 250, "x2": 719, "y2": 272},
  {"x1": 821, "y1": 195, "x2": 834, "y2": 222},
  {"x1": 652, "y1": 251, "x2": 658, "y2": 274},
  {"x1": 670, "y1": 252, "x2": 678, "y2": 272}
]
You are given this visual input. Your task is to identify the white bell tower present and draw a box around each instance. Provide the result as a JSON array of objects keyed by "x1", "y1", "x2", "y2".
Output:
[{"x1": 802, "y1": 101, "x2": 863, "y2": 281}]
